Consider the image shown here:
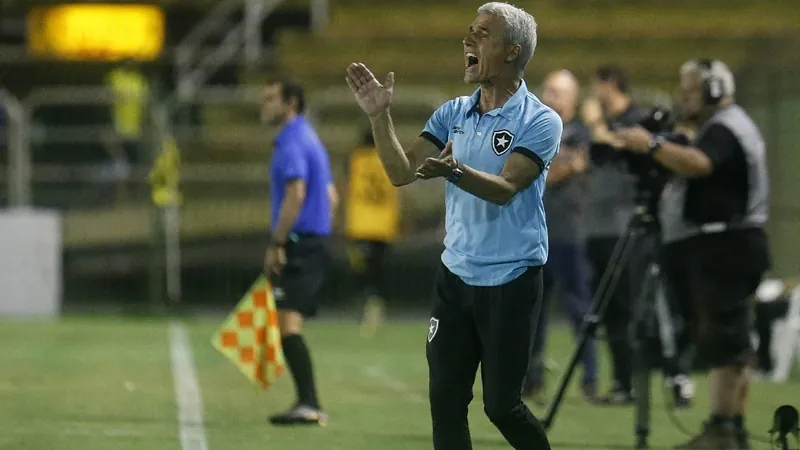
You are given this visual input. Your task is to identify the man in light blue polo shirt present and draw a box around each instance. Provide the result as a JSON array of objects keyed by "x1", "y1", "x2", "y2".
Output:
[{"x1": 347, "y1": 3, "x2": 559, "y2": 449}]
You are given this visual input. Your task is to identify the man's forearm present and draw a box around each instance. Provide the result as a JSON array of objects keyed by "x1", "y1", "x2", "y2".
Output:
[
  {"x1": 369, "y1": 110, "x2": 415, "y2": 186},
  {"x1": 590, "y1": 123, "x2": 617, "y2": 145},
  {"x1": 272, "y1": 196, "x2": 304, "y2": 244},
  {"x1": 455, "y1": 165, "x2": 517, "y2": 206},
  {"x1": 654, "y1": 141, "x2": 712, "y2": 177}
]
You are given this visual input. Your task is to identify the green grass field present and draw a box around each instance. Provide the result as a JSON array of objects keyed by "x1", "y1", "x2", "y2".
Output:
[{"x1": 0, "y1": 316, "x2": 795, "y2": 450}]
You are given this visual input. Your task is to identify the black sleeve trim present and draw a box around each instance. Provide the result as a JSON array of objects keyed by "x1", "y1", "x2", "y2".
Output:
[
  {"x1": 420, "y1": 131, "x2": 446, "y2": 151},
  {"x1": 511, "y1": 146, "x2": 545, "y2": 173}
]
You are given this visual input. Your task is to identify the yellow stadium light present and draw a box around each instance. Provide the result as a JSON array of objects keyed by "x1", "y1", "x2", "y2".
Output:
[{"x1": 27, "y1": 4, "x2": 165, "y2": 61}]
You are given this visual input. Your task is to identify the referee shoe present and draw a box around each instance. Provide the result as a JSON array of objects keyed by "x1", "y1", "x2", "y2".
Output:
[{"x1": 269, "y1": 404, "x2": 328, "y2": 427}]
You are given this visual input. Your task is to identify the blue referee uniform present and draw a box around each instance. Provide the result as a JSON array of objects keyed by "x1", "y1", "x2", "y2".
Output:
[
  {"x1": 421, "y1": 80, "x2": 561, "y2": 449},
  {"x1": 269, "y1": 116, "x2": 333, "y2": 320},
  {"x1": 268, "y1": 114, "x2": 332, "y2": 420}
]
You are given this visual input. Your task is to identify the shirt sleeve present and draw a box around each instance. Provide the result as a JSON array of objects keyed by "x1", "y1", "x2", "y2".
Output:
[
  {"x1": 511, "y1": 109, "x2": 563, "y2": 173},
  {"x1": 420, "y1": 100, "x2": 454, "y2": 151},
  {"x1": 275, "y1": 140, "x2": 309, "y2": 182},
  {"x1": 696, "y1": 123, "x2": 740, "y2": 168}
]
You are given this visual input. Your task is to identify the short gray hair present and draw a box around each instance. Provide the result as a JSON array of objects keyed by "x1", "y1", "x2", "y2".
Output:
[
  {"x1": 680, "y1": 59, "x2": 736, "y2": 99},
  {"x1": 477, "y1": 2, "x2": 538, "y2": 72}
]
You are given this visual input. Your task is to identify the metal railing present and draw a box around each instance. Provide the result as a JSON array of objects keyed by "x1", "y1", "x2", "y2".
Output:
[
  {"x1": 0, "y1": 89, "x2": 30, "y2": 207},
  {"x1": 1, "y1": 83, "x2": 447, "y2": 208},
  {"x1": 174, "y1": 0, "x2": 286, "y2": 101}
]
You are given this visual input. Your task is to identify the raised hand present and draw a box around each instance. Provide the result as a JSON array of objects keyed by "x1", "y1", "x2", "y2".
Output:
[
  {"x1": 416, "y1": 141, "x2": 457, "y2": 180},
  {"x1": 346, "y1": 63, "x2": 394, "y2": 118}
]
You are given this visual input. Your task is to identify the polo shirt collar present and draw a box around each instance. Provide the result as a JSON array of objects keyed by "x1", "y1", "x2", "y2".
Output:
[{"x1": 465, "y1": 79, "x2": 528, "y2": 118}]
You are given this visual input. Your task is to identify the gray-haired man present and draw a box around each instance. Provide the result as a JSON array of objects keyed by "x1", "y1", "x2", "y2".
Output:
[
  {"x1": 348, "y1": 3, "x2": 555, "y2": 449},
  {"x1": 615, "y1": 58, "x2": 770, "y2": 450}
]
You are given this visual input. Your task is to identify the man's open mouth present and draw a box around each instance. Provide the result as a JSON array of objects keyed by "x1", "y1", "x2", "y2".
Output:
[{"x1": 466, "y1": 52, "x2": 479, "y2": 68}]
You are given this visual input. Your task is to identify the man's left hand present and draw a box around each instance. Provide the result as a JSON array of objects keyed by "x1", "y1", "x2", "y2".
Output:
[
  {"x1": 415, "y1": 141, "x2": 457, "y2": 180},
  {"x1": 613, "y1": 126, "x2": 654, "y2": 153}
]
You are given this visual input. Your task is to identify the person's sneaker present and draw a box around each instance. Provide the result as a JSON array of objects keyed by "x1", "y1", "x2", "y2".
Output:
[
  {"x1": 666, "y1": 374, "x2": 695, "y2": 409},
  {"x1": 674, "y1": 420, "x2": 738, "y2": 449},
  {"x1": 582, "y1": 384, "x2": 600, "y2": 404},
  {"x1": 595, "y1": 386, "x2": 635, "y2": 406},
  {"x1": 269, "y1": 404, "x2": 328, "y2": 427}
]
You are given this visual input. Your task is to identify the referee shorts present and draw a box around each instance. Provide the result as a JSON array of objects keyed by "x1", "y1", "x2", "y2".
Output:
[
  {"x1": 271, "y1": 234, "x2": 331, "y2": 318},
  {"x1": 426, "y1": 263, "x2": 547, "y2": 448}
]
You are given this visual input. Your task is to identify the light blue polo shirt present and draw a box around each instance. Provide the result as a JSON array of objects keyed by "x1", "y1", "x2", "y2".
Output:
[{"x1": 421, "y1": 80, "x2": 562, "y2": 287}]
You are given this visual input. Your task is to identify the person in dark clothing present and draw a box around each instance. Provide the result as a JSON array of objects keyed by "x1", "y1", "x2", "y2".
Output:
[
  {"x1": 525, "y1": 69, "x2": 597, "y2": 404},
  {"x1": 580, "y1": 65, "x2": 642, "y2": 404},
  {"x1": 615, "y1": 58, "x2": 771, "y2": 450}
]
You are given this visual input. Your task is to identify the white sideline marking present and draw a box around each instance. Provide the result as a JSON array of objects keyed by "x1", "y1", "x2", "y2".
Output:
[
  {"x1": 362, "y1": 365, "x2": 426, "y2": 404},
  {"x1": 169, "y1": 322, "x2": 209, "y2": 450}
]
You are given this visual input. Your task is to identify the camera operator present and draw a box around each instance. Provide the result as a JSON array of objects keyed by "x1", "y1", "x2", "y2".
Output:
[
  {"x1": 614, "y1": 59, "x2": 770, "y2": 450},
  {"x1": 581, "y1": 65, "x2": 645, "y2": 404}
]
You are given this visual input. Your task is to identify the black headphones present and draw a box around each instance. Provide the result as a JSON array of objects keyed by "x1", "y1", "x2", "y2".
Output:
[{"x1": 696, "y1": 58, "x2": 724, "y2": 106}]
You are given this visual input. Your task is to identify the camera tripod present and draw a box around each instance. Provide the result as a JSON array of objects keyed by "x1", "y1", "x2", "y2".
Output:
[{"x1": 540, "y1": 207, "x2": 680, "y2": 450}]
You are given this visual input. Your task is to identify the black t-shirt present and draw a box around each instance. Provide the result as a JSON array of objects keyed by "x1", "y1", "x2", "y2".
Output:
[
  {"x1": 665, "y1": 123, "x2": 770, "y2": 276},
  {"x1": 684, "y1": 124, "x2": 749, "y2": 224}
]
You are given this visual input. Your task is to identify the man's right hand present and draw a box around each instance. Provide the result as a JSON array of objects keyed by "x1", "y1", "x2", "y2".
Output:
[{"x1": 346, "y1": 63, "x2": 394, "y2": 118}]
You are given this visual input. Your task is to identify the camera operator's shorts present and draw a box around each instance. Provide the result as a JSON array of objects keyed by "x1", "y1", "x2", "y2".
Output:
[
  {"x1": 662, "y1": 229, "x2": 769, "y2": 368},
  {"x1": 271, "y1": 234, "x2": 331, "y2": 318}
]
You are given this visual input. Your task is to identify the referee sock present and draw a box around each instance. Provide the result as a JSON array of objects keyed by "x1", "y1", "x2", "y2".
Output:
[{"x1": 282, "y1": 334, "x2": 320, "y2": 409}]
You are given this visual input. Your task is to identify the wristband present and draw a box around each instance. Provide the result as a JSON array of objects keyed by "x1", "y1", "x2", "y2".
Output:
[
  {"x1": 648, "y1": 135, "x2": 665, "y2": 156},
  {"x1": 446, "y1": 159, "x2": 465, "y2": 184}
]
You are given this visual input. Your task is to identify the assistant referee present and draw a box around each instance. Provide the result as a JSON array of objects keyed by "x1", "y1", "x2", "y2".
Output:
[
  {"x1": 261, "y1": 78, "x2": 338, "y2": 427},
  {"x1": 347, "y1": 3, "x2": 559, "y2": 449}
]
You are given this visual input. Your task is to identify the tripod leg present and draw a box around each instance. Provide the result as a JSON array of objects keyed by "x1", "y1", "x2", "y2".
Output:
[
  {"x1": 632, "y1": 263, "x2": 659, "y2": 449},
  {"x1": 542, "y1": 224, "x2": 641, "y2": 430}
]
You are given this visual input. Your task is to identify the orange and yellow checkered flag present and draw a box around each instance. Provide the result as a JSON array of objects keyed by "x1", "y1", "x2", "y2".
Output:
[{"x1": 211, "y1": 276, "x2": 285, "y2": 390}]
